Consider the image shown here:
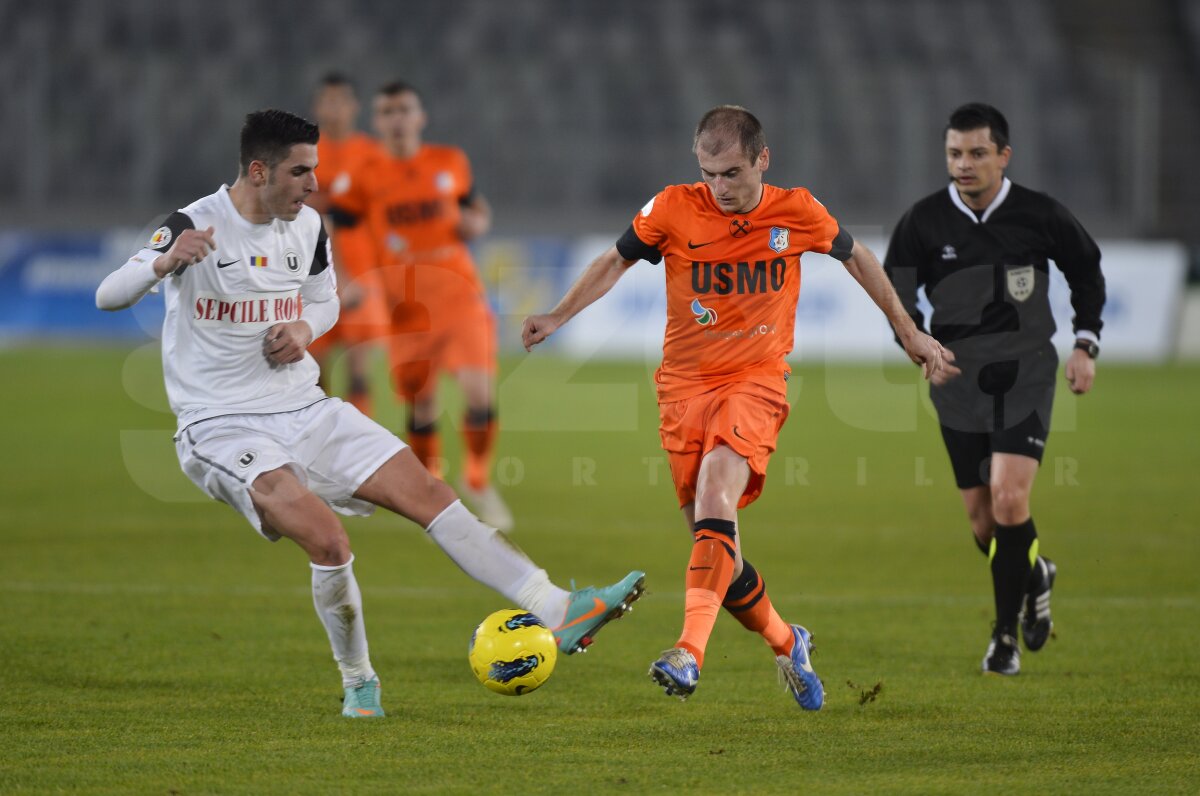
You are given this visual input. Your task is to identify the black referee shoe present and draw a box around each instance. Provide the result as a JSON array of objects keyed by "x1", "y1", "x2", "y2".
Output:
[
  {"x1": 1021, "y1": 557, "x2": 1056, "y2": 651},
  {"x1": 982, "y1": 632, "x2": 1021, "y2": 676}
]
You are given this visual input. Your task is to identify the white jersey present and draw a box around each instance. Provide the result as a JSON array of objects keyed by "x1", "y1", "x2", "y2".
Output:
[{"x1": 115, "y1": 186, "x2": 337, "y2": 432}]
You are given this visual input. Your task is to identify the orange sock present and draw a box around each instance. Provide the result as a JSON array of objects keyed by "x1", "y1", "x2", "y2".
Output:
[
  {"x1": 675, "y1": 518, "x2": 737, "y2": 669},
  {"x1": 462, "y1": 408, "x2": 497, "y2": 491},
  {"x1": 406, "y1": 418, "x2": 443, "y2": 479},
  {"x1": 723, "y1": 559, "x2": 794, "y2": 656}
]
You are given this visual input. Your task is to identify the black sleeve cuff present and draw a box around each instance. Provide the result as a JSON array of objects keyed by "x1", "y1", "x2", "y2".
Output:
[
  {"x1": 827, "y1": 226, "x2": 854, "y2": 261},
  {"x1": 615, "y1": 224, "x2": 662, "y2": 264},
  {"x1": 310, "y1": 223, "x2": 330, "y2": 275},
  {"x1": 327, "y1": 206, "x2": 360, "y2": 229}
]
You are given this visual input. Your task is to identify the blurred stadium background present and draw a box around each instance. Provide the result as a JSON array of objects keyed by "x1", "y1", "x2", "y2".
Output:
[{"x1": 2, "y1": 0, "x2": 1199, "y2": 357}]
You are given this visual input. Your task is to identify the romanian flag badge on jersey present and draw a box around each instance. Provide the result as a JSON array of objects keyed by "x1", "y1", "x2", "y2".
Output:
[{"x1": 250, "y1": 256, "x2": 268, "y2": 268}]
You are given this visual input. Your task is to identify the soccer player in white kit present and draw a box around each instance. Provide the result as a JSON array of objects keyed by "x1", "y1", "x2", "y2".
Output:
[{"x1": 96, "y1": 109, "x2": 645, "y2": 717}]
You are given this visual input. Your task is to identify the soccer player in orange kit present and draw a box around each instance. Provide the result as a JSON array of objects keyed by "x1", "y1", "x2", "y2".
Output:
[
  {"x1": 330, "y1": 82, "x2": 512, "y2": 530},
  {"x1": 523, "y1": 106, "x2": 948, "y2": 709},
  {"x1": 305, "y1": 72, "x2": 390, "y2": 415}
]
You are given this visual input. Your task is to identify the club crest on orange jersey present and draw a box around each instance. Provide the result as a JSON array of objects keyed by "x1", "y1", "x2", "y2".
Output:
[{"x1": 769, "y1": 227, "x2": 790, "y2": 253}]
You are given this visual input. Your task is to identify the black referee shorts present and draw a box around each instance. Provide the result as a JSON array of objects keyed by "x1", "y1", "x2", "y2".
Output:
[
  {"x1": 931, "y1": 349, "x2": 1057, "y2": 490},
  {"x1": 939, "y1": 410, "x2": 1050, "y2": 489}
]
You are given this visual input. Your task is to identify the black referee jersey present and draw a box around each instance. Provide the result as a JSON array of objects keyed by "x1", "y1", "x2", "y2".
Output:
[
  {"x1": 884, "y1": 178, "x2": 1105, "y2": 362},
  {"x1": 884, "y1": 178, "x2": 1106, "y2": 431}
]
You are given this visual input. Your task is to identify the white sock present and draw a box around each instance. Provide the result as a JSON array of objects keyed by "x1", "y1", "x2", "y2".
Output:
[
  {"x1": 426, "y1": 500, "x2": 567, "y2": 614},
  {"x1": 311, "y1": 555, "x2": 375, "y2": 688},
  {"x1": 515, "y1": 568, "x2": 571, "y2": 627}
]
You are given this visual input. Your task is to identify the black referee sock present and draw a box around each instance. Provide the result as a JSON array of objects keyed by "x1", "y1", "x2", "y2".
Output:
[{"x1": 990, "y1": 519, "x2": 1037, "y2": 638}]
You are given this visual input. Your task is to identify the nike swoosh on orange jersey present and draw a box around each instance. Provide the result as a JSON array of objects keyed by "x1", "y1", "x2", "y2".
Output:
[{"x1": 554, "y1": 598, "x2": 606, "y2": 631}]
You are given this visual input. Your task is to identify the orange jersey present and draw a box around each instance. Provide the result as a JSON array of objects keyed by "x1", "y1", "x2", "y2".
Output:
[
  {"x1": 329, "y1": 143, "x2": 479, "y2": 286},
  {"x1": 620, "y1": 183, "x2": 845, "y2": 402},
  {"x1": 312, "y1": 133, "x2": 384, "y2": 278}
]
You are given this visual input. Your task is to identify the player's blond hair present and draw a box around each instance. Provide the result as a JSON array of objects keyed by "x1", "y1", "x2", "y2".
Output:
[{"x1": 693, "y1": 105, "x2": 766, "y2": 163}]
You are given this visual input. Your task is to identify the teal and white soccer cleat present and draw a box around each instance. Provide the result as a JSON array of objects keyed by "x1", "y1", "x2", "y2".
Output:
[
  {"x1": 649, "y1": 647, "x2": 699, "y2": 700},
  {"x1": 342, "y1": 675, "x2": 385, "y2": 718},
  {"x1": 552, "y1": 570, "x2": 646, "y2": 655},
  {"x1": 776, "y1": 625, "x2": 824, "y2": 710}
]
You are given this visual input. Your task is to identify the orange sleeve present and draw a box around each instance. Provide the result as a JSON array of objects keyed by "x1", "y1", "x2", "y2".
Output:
[
  {"x1": 797, "y1": 189, "x2": 841, "y2": 255},
  {"x1": 330, "y1": 221, "x2": 379, "y2": 278},
  {"x1": 627, "y1": 190, "x2": 671, "y2": 252}
]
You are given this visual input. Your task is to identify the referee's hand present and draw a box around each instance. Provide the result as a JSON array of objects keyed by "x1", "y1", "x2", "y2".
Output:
[{"x1": 1065, "y1": 348, "x2": 1095, "y2": 395}]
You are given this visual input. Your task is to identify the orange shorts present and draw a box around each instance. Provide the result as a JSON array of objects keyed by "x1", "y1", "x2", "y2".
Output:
[
  {"x1": 658, "y1": 381, "x2": 790, "y2": 509},
  {"x1": 380, "y1": 262, "x2": 497, "y2": 400},
  {"x1": 308, "y1": 269, "x2": 390, "y2": 358}
]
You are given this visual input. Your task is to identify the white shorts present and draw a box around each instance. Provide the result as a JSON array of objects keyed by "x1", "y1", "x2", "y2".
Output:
[{"x1": 175, "y1": 398, "x2": 407, "y2": 540}]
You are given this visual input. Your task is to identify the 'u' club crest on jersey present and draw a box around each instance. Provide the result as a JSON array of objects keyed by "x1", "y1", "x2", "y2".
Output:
[{"x1": 285, "y1": 250, "x2": 301, "y2": 273}]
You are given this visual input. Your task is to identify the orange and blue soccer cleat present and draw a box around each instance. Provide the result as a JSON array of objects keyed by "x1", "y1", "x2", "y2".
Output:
[
  {"x1": 776, "y1": 625, "x2": 824, "y2": 710},
  {"x1": 649, "y1": 647, "x2": 700, "y2": 700}
]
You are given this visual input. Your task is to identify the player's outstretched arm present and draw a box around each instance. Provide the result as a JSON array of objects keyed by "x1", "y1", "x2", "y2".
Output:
[
  {"x1": 96, "y1": 226, "x2": 215, "y2": 311},
  {"x1": 840, "y1": 239, "x2": 955, "y2": 381},
  {"x1": 521, "y1": 245, "x2": 636, "y2": 351}
]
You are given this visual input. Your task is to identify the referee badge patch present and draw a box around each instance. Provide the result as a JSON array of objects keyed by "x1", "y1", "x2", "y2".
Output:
[{"x1": 1006, "y1": 265, "x2": 1035, "y2": 302}]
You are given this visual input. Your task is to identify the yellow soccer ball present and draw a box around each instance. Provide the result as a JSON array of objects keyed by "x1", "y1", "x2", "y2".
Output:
[{"x1": 468, "y1": 609, "x2": 558, "y2": 696}]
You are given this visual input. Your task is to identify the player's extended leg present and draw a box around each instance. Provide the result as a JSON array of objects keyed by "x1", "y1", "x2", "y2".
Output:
[
  {"x1": 453, "y1": 366, "x2": 513, "y2": 531},
  {"x1": 250, "y1": 467, "x2": 383, "y2": 717},
  {"x1": 649, "y1": 446, "x2": 746, "y2": 699},
  {"x1": 353, "y1": 449, "x2": 643, "y2": 654},
  {"x1": 679, "y1": 502, "x2": 794, "y2": 657},
  {"x1": 982, "y1": 452, "x2": 1041, "y2": 675}
]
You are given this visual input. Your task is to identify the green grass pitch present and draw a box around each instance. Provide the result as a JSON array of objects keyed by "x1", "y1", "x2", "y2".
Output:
[{"x1": 1, "y1": 346, "x2": 1197, "y2": 794}]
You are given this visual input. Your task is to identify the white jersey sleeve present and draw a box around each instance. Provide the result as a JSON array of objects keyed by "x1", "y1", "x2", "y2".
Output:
[{"x1": 96, "y1": 211, "x2": 195, "y2": 310}]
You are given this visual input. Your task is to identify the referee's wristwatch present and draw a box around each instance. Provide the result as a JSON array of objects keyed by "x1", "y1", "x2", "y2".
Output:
[{"x1": 1074, "y1": 339, "x2": 1100, "y2": 359}]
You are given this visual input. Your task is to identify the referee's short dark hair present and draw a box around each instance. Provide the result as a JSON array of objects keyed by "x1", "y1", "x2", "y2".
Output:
[
  {"x1": 946, "y1": 103, "x2": 1010, "y2": 152},
  {"x1": 239, "y1": 109, "x2": 319, "y2": 175}
]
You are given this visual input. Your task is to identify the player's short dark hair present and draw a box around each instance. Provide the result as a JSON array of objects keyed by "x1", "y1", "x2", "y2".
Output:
[
  {"x1": 693, "y1": 105, "x2": 766, "y2": 163},
  {"x1": 946, "y1": 103, "x2": 1010, "y2": 151},
  {"x1": 239, "y1": 109, "x2": 319, "y2": 175},
  {"x1": 317, "y1": 71, "x2": 356, "y2": 94},
  {"x1": 378, "y1": 81, "x2": 422, "y2": 102}
]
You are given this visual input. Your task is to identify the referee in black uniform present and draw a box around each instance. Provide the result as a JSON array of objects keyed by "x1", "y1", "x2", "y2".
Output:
[{"x1": 884, "y1": 103, "x2": 1105, "y2": 675}]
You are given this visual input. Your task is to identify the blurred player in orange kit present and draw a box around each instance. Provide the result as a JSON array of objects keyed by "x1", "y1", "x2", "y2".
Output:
[
  {"x1": 305, "y1": 72, "x2": 390, "y2": 415},
  {"x1": 330, "y1": 81, "x2": 512, "y2": 530},
  {"x1": 523, "y1": 105, "x2": 948, "y2": 708}
]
